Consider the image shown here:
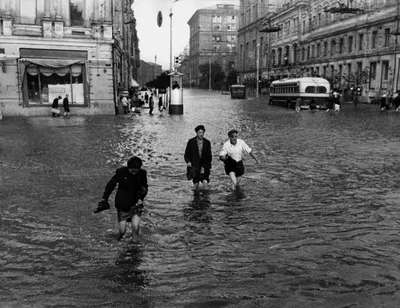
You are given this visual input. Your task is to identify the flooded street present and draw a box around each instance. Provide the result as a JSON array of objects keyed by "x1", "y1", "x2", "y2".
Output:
[{"x1": 1, "y1": 90, "x2": 400, "y2": 308}]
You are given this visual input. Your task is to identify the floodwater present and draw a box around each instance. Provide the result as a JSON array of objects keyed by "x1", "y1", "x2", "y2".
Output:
[{"x1": 1, "y1": 90, "x2": 400, "y2": 308}]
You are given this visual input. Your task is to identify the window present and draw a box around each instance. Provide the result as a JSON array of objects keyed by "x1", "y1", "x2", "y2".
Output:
[
  {"x1": 384, "y1": 28, "x2": 390, "y2": 47},
  {"x1": 212, "y1": 35, "x2": 222, "y2": 42},
  {"x1": 20, "y1": 0, "x2": 37, "y2": 24},
  {"x1": 70, "y1": 0, "x2": 84, "y2": 26},
  {"x1": 331, "y1": 40, "x2": 336, "y2": 55},
  {"x1": 339, "y1": 38, "x2": 344, "y2": 54},
  {"x1": 348, "y1": 36, "x2": 353, "y2": 52},
  {"x1": 372, "y1": 30, "x2": 377, "y2": 48},
  {"x1": 305, "y1": 86, "x2": 316, "y2": 93},
  {"x1": 357, "y1": 62, "x2": 362, "y2": 77},
  {"x1": 358, "y1": 33, "x2": 364, "y2": 50},
  {"x1": 26, "y1": 64, "x2": 85, "y2": 105},
  {"x1": 324, "y1": 41, "x2": 327, "y2": 56},
  {"x1": 370, "y1": 62, "x2": 377, "y2": 79},
  {"x1": 317, "y1": 43, "x2": 320, "y2": 57},
  {"x1": 382, "y1": 61, "x2": 389, "y2": 80}
]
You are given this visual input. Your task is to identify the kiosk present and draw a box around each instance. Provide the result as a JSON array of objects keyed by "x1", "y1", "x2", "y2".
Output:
[{"x1": 169, "y1": 71, "x2": 184, "y2": 115}]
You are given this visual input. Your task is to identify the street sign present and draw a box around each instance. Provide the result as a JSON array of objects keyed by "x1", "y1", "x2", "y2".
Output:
[{"x1": 157, "y1": 11, "x2": 163, "y2": 27}]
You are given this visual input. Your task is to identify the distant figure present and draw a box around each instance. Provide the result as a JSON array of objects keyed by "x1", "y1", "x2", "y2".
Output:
[
  {"x1": 184, "y1": 125, "x2": 212, "y2": 190},
  {"x1": 51, "y1": 96, "x2": 62, "y2": 117},
  {"x1": 172, "y1": 81, "x2": 180, "y2": 90},
  {"x1": 295, "y1": 97, "x2": 302, "y2": 112},
  {"x1": 144, "y1": 92, "x2": 149, "y2": 105},
  {"x1": 219, "y1": 129, "x2": 259, "y2": 191},
  {"x1": 380, "y1": 93, "x2": 387, "y2": 111},
  {"x1": 310, "y1": 98, "x2": 317, "y2": 110},
  {"x1": 149, "y1": 94, "x2": 154, "y2": 115},
  {"x1": 63, "y1": 94, "x2": 70, "y2": 117},
  {"x1": 121, "y1": 95, "x2": 129, "y2": 114},
  {"x1": 394, "y1": 92, "x2": 400, "y2": 111},
  {"x1": 333, "y1": 92, "x2": 341, "y2": 112},
  {"x1": 96, "y1": 156, "x2": 148, "y2": 243},
  {"x1": 326, "y1": 91, "x2": 335, "y2": 112},
  {"x1": 158, "y1": 96, "x2": 163, "y2": 112}
]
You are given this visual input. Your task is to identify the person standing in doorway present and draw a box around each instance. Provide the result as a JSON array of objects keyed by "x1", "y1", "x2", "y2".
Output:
[
  {"x1": 63, "y1": 94, "x2": 70, "y2": 117},
  {"x1": 184, "y1": 125, "x2": 212, "y2": 190},
  {"x1": 96, "y1": 156, "x2": 148, "y2": 243},
  {"x1": 219, "y1": 129, "x2": 259, "y2": 191}
]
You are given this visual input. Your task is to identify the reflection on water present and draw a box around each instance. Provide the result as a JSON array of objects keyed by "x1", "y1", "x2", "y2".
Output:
[{"x1": 1, "y1": 90, "x2": 400, "y2": 307}]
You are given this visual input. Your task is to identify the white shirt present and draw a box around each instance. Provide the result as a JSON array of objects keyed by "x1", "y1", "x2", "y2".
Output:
[{"x1": 220, "y1": 138, "x2": 251, "y2": 162}]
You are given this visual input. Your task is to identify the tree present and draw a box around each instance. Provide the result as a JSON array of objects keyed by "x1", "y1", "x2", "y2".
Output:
[
  {"x1": 146, "y1": 71, "x2": 171, "y2": 89},
  {"x1": 198, "y1": 62, "x2": 225, "y2": 90}
]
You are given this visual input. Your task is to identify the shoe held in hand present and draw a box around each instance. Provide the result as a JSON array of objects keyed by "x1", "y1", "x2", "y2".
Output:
[{"x1": 94, "y1": 199, "x2": 110, "y2": 213}]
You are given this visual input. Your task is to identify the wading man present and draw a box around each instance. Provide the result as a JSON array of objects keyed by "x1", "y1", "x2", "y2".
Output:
[
  {"x1": 96, "y1": 156, "x2": 148, "y2": 243},
  {"x1": 184, "y1": 125, "x2": 212, "y2": 190},
  {"x1": 219, "y1": 129, "x2": 259, "y2": 191}
]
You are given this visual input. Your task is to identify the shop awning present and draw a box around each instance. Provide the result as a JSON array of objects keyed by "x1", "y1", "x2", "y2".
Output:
[
  {"x1": 131, "y1": 78, "x2": 139, "y2": 87},
  {"x1": 19, "y1": 58, "x2": 84, "y2": 68}
]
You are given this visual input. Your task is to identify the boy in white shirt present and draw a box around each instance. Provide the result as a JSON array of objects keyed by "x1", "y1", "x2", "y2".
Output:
[{"x1": 219, "y1": 129, "x2": 259, "y2": 191}]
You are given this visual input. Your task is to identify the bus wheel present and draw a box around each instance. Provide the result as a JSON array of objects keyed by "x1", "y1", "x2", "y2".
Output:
[{"x1": 287, "y1": 99, "x2": 291, "y2": 109}]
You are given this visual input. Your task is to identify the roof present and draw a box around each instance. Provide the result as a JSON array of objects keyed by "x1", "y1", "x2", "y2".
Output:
[{"x1": 271, "y1": 77, "x2": 330, "y2": 85}]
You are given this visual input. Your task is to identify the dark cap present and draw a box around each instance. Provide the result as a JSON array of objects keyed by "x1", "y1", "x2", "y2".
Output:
[
  {"x1": 228, "y1": 129, "x2": 238, "y2": 137},
  {"x1": 195, "y1": 125, "x2": 205, "y2": 132},
  {"x1": 127, "y1": 156, "x2": 142, "y2": 169}
]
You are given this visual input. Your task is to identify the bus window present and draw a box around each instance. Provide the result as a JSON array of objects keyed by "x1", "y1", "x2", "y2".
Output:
[
  {"x1": 305, "y1": 86, "x2": 316, "y2": 93},
  {"x1": 318, "y1": 86, "x2": 327, "y2": 93}
]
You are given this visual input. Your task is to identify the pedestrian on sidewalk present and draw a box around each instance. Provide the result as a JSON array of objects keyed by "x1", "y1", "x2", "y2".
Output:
[
  {"x1": 158, "y1": 96, "x2": 163, "y2": 112},
  {"x1": 95, "y1": 156, "x2": 148, "y2": 243},
  {"x1": 149, "y1": 94, "x2": 154, "y2": 115},
  {"x1": 219, "y1": 129, "x2": 259, "y2": 191},
  {"x1": 51, "y1": 96, "x2": 62, "y2": 117},
  {"x1": 184, "y1": 125, "x2": 212, "y2": 190},
  {"x1": 63, "y1": 94, "x2": 70, "y2": 117},
  {"x1": 121, "y1": 95, "x2": 129, "y2": 114}
]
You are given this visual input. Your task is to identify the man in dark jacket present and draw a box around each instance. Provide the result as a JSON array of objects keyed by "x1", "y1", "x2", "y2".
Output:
[
  {"x1": 184, "y1": 125, "x2": 212, "y2": 190},
  {"x1": 97, "y1": 156, "x2": 148, "y2": 242},
  {"x1": 63, "y1": 94, "x2": 70, "y2": 117}
]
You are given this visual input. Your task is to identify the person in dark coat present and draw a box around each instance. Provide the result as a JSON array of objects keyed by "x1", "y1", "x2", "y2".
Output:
[
  {"x1": 97, "y1": 156, "x2": 148, "y2": 243},
  {"x1": 63, "y1": 94, "x2": 70, "y2": 117},
  {"x1": 184, "y1": 125, "x2": 212, "y2": 190},
  {"x1": 394, "y1": 92, "x2": 400, "y2": 111},
  {"x1": 51, "y1": 96, "x2": 61, "y2": 117}
]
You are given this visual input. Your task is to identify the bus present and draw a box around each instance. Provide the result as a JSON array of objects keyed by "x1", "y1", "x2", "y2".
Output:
[
  {"x1": 230, "y1": 84, "x2": 246, "y2": 99},
  {"x1": 269, "y1": 77, "x2": 330, "y2": 110}
]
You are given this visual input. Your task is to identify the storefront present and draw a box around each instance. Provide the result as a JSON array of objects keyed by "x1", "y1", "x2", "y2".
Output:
[{"x1": 18, "y1": 49, "x2": 89, "y2": 108}]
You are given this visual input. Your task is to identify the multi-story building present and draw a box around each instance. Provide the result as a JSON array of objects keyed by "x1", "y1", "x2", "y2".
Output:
[
  {"x1": 187, "y1": 4, "x2": 239, "y2": 90},
  {"x1": 237, "y1": 0, "x2": 282, "y2": 86},
  {"x1": 0, "y1": 0, "x2": 139, "y2": 117},
  {"x1": 238, "y1": 0, "x2": 400, "y2": 101},
  {"x1": 137, "y1": 59, "x2": 163, "y2": 86}
]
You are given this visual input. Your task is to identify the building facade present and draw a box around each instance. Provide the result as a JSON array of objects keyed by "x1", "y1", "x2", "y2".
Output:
[
  {"x1": 237, "y1": 0, "x2": 283, "y2": 86},
  {"x1": 237, "y1": 0, "x2": 400, "y2": 101},
  {"x1": 0, "y1": 0, "x2": 139, "y2": 117},
  {"x1": 136, "y1": 59, "x2": 163, "y2": 87},
  {"x1": 187, "y1": 4, "x2": 239, "y2": 90}
]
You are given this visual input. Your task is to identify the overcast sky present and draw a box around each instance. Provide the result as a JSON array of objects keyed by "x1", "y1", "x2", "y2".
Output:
[{"x1": 134, "y1": 0, "x2": 239, "y2": 70}]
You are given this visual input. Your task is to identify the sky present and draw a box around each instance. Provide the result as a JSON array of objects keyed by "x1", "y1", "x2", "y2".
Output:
[{"x1": 133, "y1": 0, "x2": 239, "y2": 71}]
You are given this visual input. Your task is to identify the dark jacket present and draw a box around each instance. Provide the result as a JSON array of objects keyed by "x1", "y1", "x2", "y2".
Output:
[
  {"x1": 102, "y1": 167, "x2": 148, "y2": 211},
  {"x1": 52, "y1": 98, "x2": 59, "y2": 108},
  {"x1": 63, "y1": 97, "x2": 69, "y2": 108},
  {"x1": 184, "y1": 137, "x2": 212, "y2": 171}
]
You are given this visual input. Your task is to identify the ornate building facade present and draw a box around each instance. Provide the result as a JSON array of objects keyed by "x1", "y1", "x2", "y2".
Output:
[
  {"x1": 238, "y1": 0, "x2": 400, "y2": 102},
  {"x1": 187, "y1": 4, "x2": 239, "y2": 89},
  {"x1": 0, "y1": 0, "x2": 139, "y2": 116}
]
